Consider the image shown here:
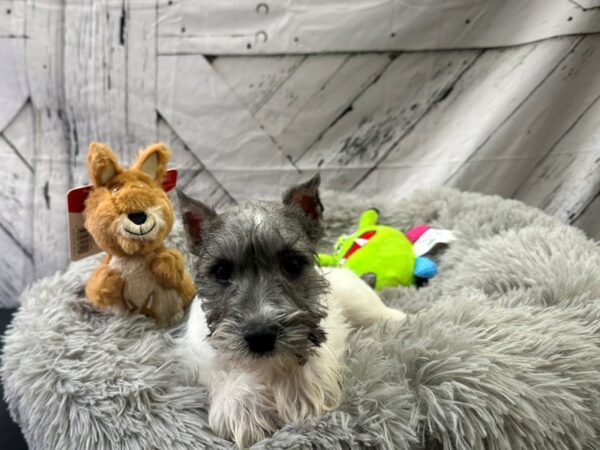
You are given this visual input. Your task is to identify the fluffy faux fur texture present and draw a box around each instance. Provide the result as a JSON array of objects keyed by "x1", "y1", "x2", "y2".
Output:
[
  {"x1": 3, "y1": 189, "x2": 600, "y2": 450},
  {"x1": 84, "y1": 142, "x2": 195, "y2": 326}
]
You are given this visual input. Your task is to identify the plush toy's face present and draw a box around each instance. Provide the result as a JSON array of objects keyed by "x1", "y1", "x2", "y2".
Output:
[
  {"x1": 321, "y1": 208, "x2": 417, "y2": 289},
  {"x1": 331, "y1": 233, "x2": 354, "y2": 262},
  {"x1": 84, "y1": 142, "x2": 174, "y2": 256},
  {"x1": 330, "y1": 208, "x2": 381, "y2": 263}
]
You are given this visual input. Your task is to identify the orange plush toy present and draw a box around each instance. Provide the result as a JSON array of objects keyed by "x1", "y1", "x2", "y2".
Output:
[{"x1": 84, "y1": 142, "x2": 196, "y2": 327}]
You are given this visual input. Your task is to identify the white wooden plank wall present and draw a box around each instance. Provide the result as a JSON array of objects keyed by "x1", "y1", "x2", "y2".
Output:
[{"x1": 0, "y1": 0, "x2": 599, "y2": 306}]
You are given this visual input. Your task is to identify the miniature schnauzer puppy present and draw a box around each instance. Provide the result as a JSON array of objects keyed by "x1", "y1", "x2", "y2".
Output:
[{"x1": 175, "y1": 175, "x2": 406, "y2": 448}]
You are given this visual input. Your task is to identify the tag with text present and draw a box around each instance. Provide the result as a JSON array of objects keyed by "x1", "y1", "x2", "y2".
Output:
[{"x1": 413, "y1": 228, "x2": 455, "y2": 257}]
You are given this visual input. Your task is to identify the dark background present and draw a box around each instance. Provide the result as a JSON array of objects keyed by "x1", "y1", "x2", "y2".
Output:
[{"x1": 1, "y1": 308, "x2": 28, "y2": 449}]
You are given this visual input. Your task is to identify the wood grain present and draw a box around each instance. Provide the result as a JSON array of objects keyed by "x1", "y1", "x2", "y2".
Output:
[
  {"x1": 156, "y1": 53, "x2": 303, "y2": 202},
  {"x1": 0, "y1": 39, "x2": 28, "y2": 131},
  {"x1": 268, "y1": 54, "x2": 394, "y2": 163},
  {"x1": 63, "y1": 0, "x2": 128, "y2": 185},
  {"x1": 0, "y1": 225, "x2": 33, "y2": 306},
  {"x1": 0, "y1": 133, "x2": 33, "y2": 255},
  {"x1": 446, "y1": 35, "x2": 600, "y2": 197},
  {"x1": 157, "y1": 115, "x2": 236, "y2": 209},
  {"x1": 127, "y1": 0, "x2": 159, "y2": 149},
  {"x1": 296, "y1": 50, "x2": 482, "y2": 189},
  {"x1": 514, "y1": 93, "x2": 600, "y2": 224},
  {"x1": 157, "y1": 0, "x2": 600, "y2": 55},
  {"x1": 26, "y1": 0, "x2": 71, "y2": 279},
  {"x1": 212, "y1": 55, "x2": 305, "y2": 115},
  {"x1": 353, "y1": 37, "x2": 579, "y2": 196},
  {"x1": 573, "y1": 193, "x2": 600, "y2": 242}
]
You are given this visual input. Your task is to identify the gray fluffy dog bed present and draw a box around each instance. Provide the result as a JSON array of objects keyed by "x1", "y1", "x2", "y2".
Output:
[{"x1": 3, "y1": 189, "x2": 600, "y2": 450}]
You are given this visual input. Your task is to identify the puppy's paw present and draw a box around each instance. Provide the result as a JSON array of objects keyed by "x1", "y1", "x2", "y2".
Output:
[
  {"x1": 151, "y1": 249, "x2": 184, "y2": 289},
  {"x1": 209, "y1": 382, "x2": 280, "y2": 448},
  {"x1": 274, "y1": 355, "x2": 342, "y2": 424}
]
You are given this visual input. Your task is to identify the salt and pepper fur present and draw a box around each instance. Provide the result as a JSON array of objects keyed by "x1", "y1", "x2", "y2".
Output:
[
  {"x1": 84, "y1": 142, "x2": 195, "y2": 327},
  {"x1": 176, "y1": 175, "x2": 405, "y2": 447}
]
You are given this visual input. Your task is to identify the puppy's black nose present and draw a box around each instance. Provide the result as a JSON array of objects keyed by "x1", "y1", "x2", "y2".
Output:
[
  {"x1": 127, "y1": 212, "x2": 147, "y2": 225},
  {"x1": 244, "y1": 325, "x2": 279, "y2": 354}
]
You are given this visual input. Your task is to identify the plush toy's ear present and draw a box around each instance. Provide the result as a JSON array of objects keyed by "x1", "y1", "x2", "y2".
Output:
[
  {"x1": 132, "y1": 143, "x2": 171, "y2": 184},
  {"x1": 282, "y1": 173, "x2": 323, "y2": 241},
  {"x1": 87, "y1": 142, "x2": 122, "y2": 186},
  {"x1": 359, "y1": 208, "x2": 379, "y2": 229},
  {"x1": 177, "y1": 189, "x2": 217, "y2": 254}
]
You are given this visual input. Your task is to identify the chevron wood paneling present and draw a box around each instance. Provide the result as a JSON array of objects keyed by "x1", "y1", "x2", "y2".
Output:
[{"x1": 0, "y1": 0, "x2": 598, "y2": 306}]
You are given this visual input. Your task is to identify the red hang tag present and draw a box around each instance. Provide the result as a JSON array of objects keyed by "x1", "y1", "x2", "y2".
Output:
[{"x1": 67, "y1": 169, "x2": 178, "y2": 261}]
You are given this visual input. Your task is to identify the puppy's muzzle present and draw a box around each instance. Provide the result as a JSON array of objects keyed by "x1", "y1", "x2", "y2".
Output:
[{"x1": 244, "y1": 324, "x2": 282, "y2": 355}]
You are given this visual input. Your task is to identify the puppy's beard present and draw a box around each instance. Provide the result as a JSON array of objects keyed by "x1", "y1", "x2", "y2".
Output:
[{"x1": 209, "y1": 313, "x2": 326, "y2": 370}]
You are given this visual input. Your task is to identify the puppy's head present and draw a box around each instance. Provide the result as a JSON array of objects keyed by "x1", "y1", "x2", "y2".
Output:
[{"x1": 178, "y1": 174, "x2": 328, "y2": 368}]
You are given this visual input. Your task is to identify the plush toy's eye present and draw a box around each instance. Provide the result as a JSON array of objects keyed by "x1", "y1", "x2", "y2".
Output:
[
  {"x1": 334, "y1": 236, "x2": 348, "y2": 252},
  {"x1": 211, "y1": 261, "x2": 233, "y2": 284},
  {"x1": 281, "y1": 254, "x2": 307, "y2": 278}
]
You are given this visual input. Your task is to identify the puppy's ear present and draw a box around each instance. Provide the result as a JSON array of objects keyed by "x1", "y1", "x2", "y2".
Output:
[
  {"x1": 132, "y1": 143, "x2": 171, "y2": 184},
  {"x1": 177, "y1": 189, "x2": 216, "y2": 254},
  {"x1": 87, "y1": 142, "x2": 122, "y2": 186},
  {"x1": 282, "y1": 173, "x2": 323, "y2": 241}
]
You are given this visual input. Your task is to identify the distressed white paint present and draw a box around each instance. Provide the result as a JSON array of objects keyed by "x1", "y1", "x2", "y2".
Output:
[
  {"x1": 157, "y1": 53, "x2": 303, "y2": 201},
  {"x1": 213, "y1": 55, "x2": 305, "y2": 115},
  {"x1": 0, "y1": 135, "x2": 33, "y2": 255},
  {"x1": 26, "y1": 0, "x2": 71, "y2": 281},
  {"x1": 157, "y1": 117, "x2": 235, "y2": 210},
  {"x1": 0, "y1": 39, "x2": 28, "y2": 131},
  {"x1": 514, "y1": 95, "x2": 600, "y2": 224},
  {"x1": 0, "y1": 225, "x2": 34, "y2": 306},
  {"x1": 127, "y1": 0, "x2": 159, "y2": 147},
  {"x1": 297, "y1": 50, "x2": 482, "y2": 188},
  {"x1": 253, "y1": 55, "x2": 348, "y2": 138},
  {"x1": 573, "y1": 194, "x2": 600, "y2": 242},
  {"x1": 63, "y1": 0, "x2": 129, "y2": 184},
  {"x1": 3, "y1": 101, "x2": 34, "y2": 169},
  {"x1": 446, "y1": 35, "x2": 600, "y2": 197},
  {"x1": 351, "y1": 37, "x2": 579, "y2": 195},
  {"x1": 158, "y1": 0, "x2": 600, "y2": 55}
]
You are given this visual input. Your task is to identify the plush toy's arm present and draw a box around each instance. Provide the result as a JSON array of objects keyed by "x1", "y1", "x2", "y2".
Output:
[
  {"x1": 317, "y1": 253, "x2": 337, "y2": 267},
  {"x1": 179, "y1": 272, "x2": 197, "y2": 307},
  {"x1": 151, "y1": 247, "x2": 186, "y2": 290},
  {"x1": 85, "y1": 255, "x2": 124, "y2": 307}
]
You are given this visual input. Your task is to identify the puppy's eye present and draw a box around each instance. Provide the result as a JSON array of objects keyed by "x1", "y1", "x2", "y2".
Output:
[
  {"x1": 212, "y1": 261, "x2": 233, "y2": 283},
  {"x1": 281, "y1": 255, "x2": 306, "y2": 277},
  {"x1": 111, "y1": 185, "x2": 121, "y2": 193}
]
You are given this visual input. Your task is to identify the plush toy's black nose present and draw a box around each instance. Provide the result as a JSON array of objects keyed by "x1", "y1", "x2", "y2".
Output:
[
  {"x1": 244, "y1": 325, "x2": 280, "y2": 354},
  {"x1": 127, "y1": 212, "x2": 147, "y2": 225}
]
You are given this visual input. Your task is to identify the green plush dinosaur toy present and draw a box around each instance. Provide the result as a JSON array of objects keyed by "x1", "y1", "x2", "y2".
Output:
[{"x1": 318, "y1": 208, "x2": 443, "y2": 290}]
